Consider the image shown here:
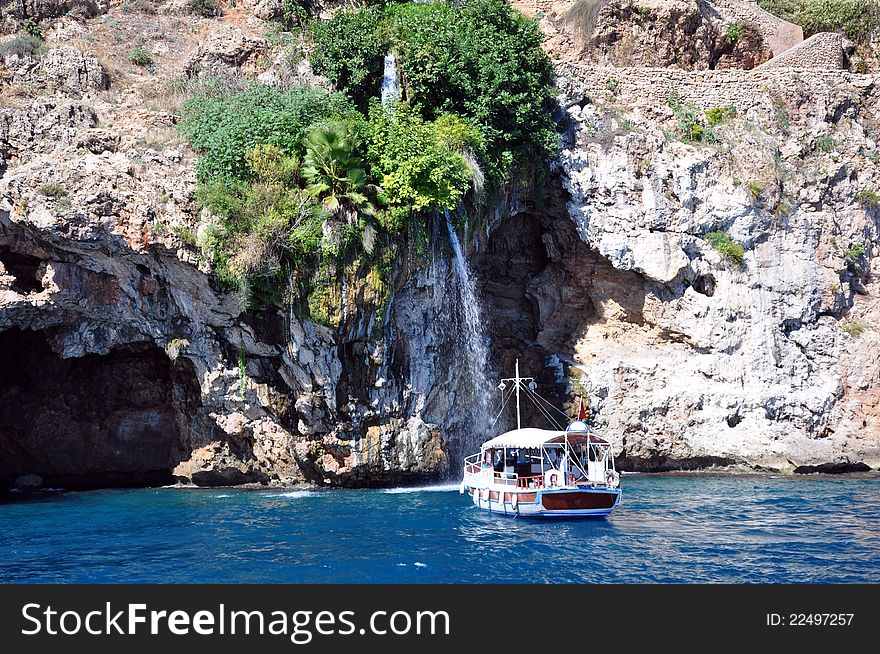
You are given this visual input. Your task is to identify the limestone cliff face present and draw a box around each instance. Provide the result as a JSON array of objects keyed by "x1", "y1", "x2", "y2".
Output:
[
  {"x1": 1, "y1": 1, "x2": 878, "y2": 490},
  {"x1": 546, "y1": 64, "x2": 880, "y2": 471},
  {"x1": 475, "y1": 1, "x2": 880, "y2": 473}
]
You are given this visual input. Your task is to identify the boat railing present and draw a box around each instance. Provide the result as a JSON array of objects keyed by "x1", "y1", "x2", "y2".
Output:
[
  {"x1": 463, "y1": 453, "x2": 483, "y2": 476},
  {"x1": 516, "y1": 473, "x2": 579, "y2": 489},
  {"x1": 464, "y1": 453, "x2": 584, "y2": 489},
  {"x1": 517, "y1": 474, "x2": 544, "y2": 489}
]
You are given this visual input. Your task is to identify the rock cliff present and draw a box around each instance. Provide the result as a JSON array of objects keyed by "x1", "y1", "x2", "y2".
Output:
[{"x1": 1, "y1": 0, "x2": 878, "y2": 490}]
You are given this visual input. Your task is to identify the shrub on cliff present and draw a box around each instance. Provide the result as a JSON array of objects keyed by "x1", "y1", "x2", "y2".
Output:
[
  {"x1": 366, "y1": 102, "x2": 484, "y2": 232},
  {"x1": 0, "y1": 34, "x2": 44, "y2": 61},
  {"x1": 387, "y1": 0, "x2": 557, "y2": 178},
  {"x1": 667, "y1": 93, "x2": 719, "y2": 143},
  {"x1": 308, "y1": 0, "x2": 558, "y2": 183},
  {"x1": 307, "y1": 7, "x2": 388, "y2": 111},
  {"x1": 183, "y1": 2, "x2": 556, "y2": 316},
  {"x1": 186, "y1": 0, "x2": 218, "y2": 17},
  {"x1": 302, "y1": 121, "x2": 375, "y2": 222},
  {"x1": 194, "y1": 143, "x2": 333, "y2": 305},
  {"x1": 757, "y1": 0, "x2": 879, "y2": 43},
  {"x1": 705, "y1": 231, "x2": 745, "y2": 265},
  {"x1": 129, "y1": 45, "x2": 153, "y2": 67},
  {"x1": 179, "y1": 84, "x2": 355, "y2": 181},
  {"x1": 856, "y1": 189, "x2": 880, "y2": 208}
]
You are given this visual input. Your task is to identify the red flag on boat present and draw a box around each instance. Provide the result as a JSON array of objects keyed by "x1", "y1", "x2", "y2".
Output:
[{"x1": 576, "y1": 397, "x2": 587, "y2": 421}]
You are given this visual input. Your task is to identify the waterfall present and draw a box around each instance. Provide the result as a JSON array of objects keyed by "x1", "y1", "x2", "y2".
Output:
[
  {"x1": 444, "y1": 209, "x2": 492, "y2": 462},
  {"x1": 381, "y1": 53, "x2": 400, "y2": 109}
]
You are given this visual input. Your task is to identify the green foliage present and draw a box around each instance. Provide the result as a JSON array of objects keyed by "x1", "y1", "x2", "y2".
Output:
[
  {"x1": 53, "y1": 196, "x2": 72, "y2": 215},
  {"x1": 606, "y1": 76, "x2": 619, "y2": 93},
  {"x1": 366, "y1": 103, "x2": 482, "y2": 232},
  {"x1": 0, "y1": 34, "x2": 44, "y2": 59},
  {"x1": 308, "y1": 0, "x2": 558, "y2": 181},
  {"x1": 186, "y1": 0, "x2": 218, "y2": 17},
  {"x1": 856, "y1": 189, "x2": 880, "y2": 208},
  {"x1": 179, "y1": 84, "x2": 355, "y2": 181},
  {"x1": 815, "y1": 134, "x2": 835, "y2": 151},
  {"x1": 843, "y1": 320, "x2": 869, "y2": 337},
  {"x1": 38, "y1": 184, "x2": 66, "y2": 198},
  {"x1": 282, "y1": 0, "x2": 312, "y2": 30},
  {"x1": 307, "y1": 6, "x2": 388, "y2": 110},
  {"x1": 182, "y1": 1, "x2": 557, "y2": 316},
  {"x1": 705, "y1": 105, "x2": 736, "y2": 126},
  {"x1": 22, "y1": 18, "x2": 41, "y2": 40},
  {"x1": 302, "y1": 121, "x2": 374, "y2": 221},
  {"x1": 129, "y1": 44, "x2": 153, "y2": 66},
  {"x1": 173, "y1": 225, "x2": 197, "y2": 245},
  {"x1": 757, "y1": 0, "x2": 879, "y2": 43},
  {"x1": 747, "y1": 180, "x2": 764, "y2": 201},
  {"x1": 386, "y1": 0, "x2": 557, "y2": 177},
  {"x1": 190, "y1": 132, "x2": 350, "y2": 316},
  {"x1": 705, "y1": 230, "x2": 745, "y2": 264},
  {"x1": 724, "y1": 22, "x2": 743, "y2": 44},
  {"x1": 667, "y1": 92, "x2": 717, "y2": 143},
  {"x1": 845, "y1": 243, "x2": 866, "y2": 259}
]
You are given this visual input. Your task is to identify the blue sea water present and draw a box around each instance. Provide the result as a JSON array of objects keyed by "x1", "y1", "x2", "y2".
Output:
[{"x1": 1, "y1": 474, "x2": 879, "y2": 583}]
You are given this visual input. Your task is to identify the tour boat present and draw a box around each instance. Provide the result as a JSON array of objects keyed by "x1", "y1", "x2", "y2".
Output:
[{"x1": 460, "y1": 361, "x2": 621, "y2": 518}]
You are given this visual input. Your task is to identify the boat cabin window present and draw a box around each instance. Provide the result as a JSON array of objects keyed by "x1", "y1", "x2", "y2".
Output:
[
  {"x1": 587, "y1": 445, "x2": 606, "y2": 462},
  {"x1": 502, "y1": 448, "x2": 539, "y2": 476}
]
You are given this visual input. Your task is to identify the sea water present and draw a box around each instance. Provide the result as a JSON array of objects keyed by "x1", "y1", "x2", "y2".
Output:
[{"x1": 1, "y1": 475, "x2": 878, "y2": 583}]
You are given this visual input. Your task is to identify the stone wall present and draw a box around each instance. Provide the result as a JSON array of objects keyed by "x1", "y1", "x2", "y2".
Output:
[
  {"x1": 556, "y1": 63, "x2": 875, "y2": 122},
  {"x1": 705, "y1": 0, "x2": 803, "y2": 56},
  {"x1": 758, "y1": 32, "x2": 846, "y2": 70}
]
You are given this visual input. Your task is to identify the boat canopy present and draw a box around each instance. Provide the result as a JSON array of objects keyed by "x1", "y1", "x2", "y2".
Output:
[{"x1": 481, "y1": 427, "x2": 608, "y2": 450}]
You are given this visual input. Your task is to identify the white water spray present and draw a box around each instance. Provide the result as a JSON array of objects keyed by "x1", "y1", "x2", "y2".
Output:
[
  {"x1": 381, "y1": 53, "x2": 400, "y2": 109},
  {"x1": 444, "y1": 210, "x2": 492, "y2": 460}
]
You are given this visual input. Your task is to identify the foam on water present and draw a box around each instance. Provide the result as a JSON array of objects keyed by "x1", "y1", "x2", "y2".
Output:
[
  {"x1": 381, "y1": 484, "x2": 461, "y2": 494},
  {"x1": 264, "y1": 491, "x2": 316, "y2": 499}
]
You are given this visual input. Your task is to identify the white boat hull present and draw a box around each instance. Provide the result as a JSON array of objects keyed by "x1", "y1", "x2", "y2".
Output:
[{"x1": 463, "y1": 484, "x2": 621, "y2": 518}]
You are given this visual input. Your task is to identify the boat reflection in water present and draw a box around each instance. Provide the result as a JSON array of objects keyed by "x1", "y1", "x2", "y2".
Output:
[{"x1": 461, "y1": 360, "x2": 621, "y2": 518}]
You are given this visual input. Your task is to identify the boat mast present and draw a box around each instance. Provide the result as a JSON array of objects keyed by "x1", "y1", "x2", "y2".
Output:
[
  {"x1": 500, "y1": 359, "x2": 533, "y2": 432},
  {"x1": 515, "y1": 359, "x2": 521, "y2": 430}
]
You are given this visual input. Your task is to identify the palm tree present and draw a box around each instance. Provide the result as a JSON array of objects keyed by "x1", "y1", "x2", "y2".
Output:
[{"x1": 301, "y1": 122, "x2": 375, "y2": 224}]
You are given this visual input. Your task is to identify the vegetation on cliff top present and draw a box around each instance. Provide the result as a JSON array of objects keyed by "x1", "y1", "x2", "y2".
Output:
[
  {"x1": 180, "y1": 0, "x2": 557, "y2": 320},
  {"x1": 757, "y1": 0, "x2": 879, "y2": 43}
]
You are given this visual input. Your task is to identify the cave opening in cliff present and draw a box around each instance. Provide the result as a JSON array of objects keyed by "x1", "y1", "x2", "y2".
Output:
[
  {"x1": 471, "y1": 178, "x2": 648, "y2": 434},
  {"x1": 0, "y1": 328, "x2": 197, "y2": 491},
  {"x1": 0, "y1": 247, "x2": 44, "y2": 294}
]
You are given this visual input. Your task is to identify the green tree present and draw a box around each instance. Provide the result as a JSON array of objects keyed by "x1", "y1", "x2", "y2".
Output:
[
  {"x1": 308, "y1": 0, "x2": 558, "y2": 183},
  {"x1": 307, "y1": 7, "x2": 388, "y2": 110},
  {"x1": 179, "y1": 84, "x2": 355, "y2": 181},
  {"x1": 302, "y1": 122, "x2": 375, "y2": 223},
  {"x1": 366, "y1": 103, "x2": 482, "y2": 232}
]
